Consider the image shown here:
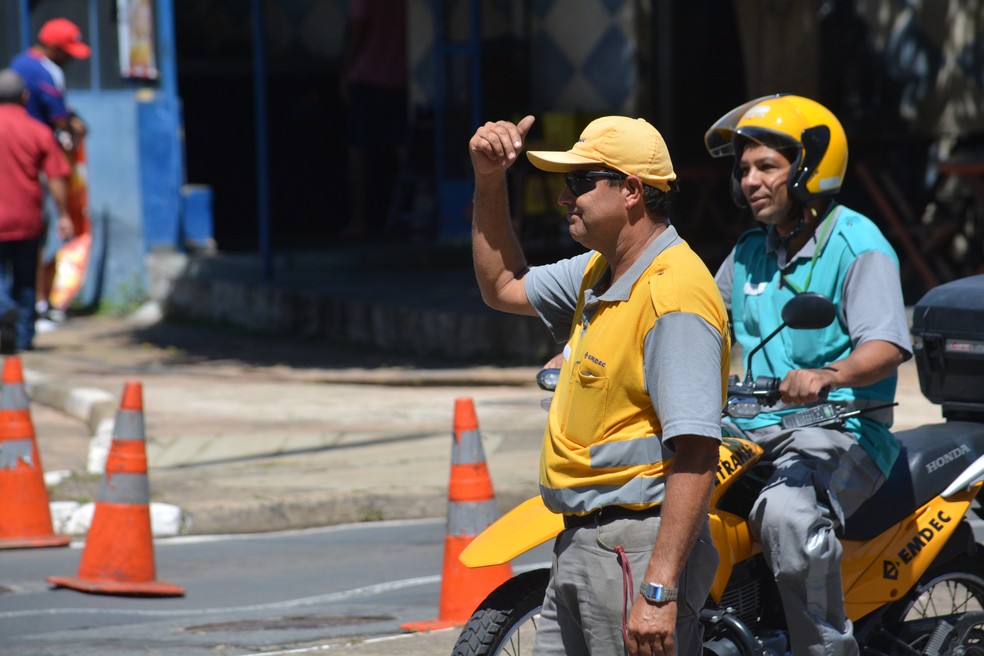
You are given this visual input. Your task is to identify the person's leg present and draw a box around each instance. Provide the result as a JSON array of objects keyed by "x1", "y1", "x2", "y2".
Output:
[
  {"x1": 750, "y1": 425, "x2": 883, "y2": 656},
  {"x1": 36, "y1": 182, "x2": 60, "y2": 315},
  {"x1": 10, "y1": 239, "x2": 39, "y2": 350},
  {"x1": 0, "y1": 242, "x2": 20, "y2": 354},
  {"x1": 533, "y1": 530, "x2": 590, "y2": 656}
]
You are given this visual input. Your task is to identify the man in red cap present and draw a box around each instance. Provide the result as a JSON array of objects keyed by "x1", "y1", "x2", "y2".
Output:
[{"x1": 10, "y1": 18, "x2": 90, "y2": 140}]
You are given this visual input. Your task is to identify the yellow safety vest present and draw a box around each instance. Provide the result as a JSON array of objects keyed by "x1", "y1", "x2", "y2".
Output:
[{"x1": 540, "y1": 242, "x2": 730, "y2": 514}]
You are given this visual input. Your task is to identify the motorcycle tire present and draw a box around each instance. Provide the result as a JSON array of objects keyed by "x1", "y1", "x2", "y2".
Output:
[
  {"x1": 859, "y1": 546, "x2": 984, "y2": 655},
  {"x1": 451, "y1": 568, "x2": 550, "y2": 656}
]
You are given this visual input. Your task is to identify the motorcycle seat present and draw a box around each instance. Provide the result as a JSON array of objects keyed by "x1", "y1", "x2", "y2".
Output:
[{"x1": 840, "y1": 421, "x2": 984, "y2": 540}]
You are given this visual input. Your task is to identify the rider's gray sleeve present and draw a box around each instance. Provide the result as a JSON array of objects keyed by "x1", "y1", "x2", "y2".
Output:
[
  {"x1": 714, "y1": 249, "x2": 736, "y2": 312},
  {"x1": 524, "y1": 251, "x2": 596, "y2": 342},
  {"x1": 842, "y1": 251, "x2": 913, "y2": 359},
  {"x1": 645, "y1": 312, "x2": 724, "y2": 447}
]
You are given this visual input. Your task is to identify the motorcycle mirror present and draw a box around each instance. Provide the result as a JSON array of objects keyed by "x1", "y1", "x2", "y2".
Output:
[
  {"x1": 744, "y1": 293, "x2": 836, "y2": 384},
  {"x1": 780, "y1": 292, "x2": 837, "y2": 330}
]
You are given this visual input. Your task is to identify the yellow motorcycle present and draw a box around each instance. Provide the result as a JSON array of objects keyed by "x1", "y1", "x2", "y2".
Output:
[{"x1": 452, "y1": 292, "x2": 984, "y2": 655}]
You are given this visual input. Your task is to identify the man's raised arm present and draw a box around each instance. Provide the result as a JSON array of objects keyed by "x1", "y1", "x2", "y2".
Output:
[{"x1": 469, "y1": 115, "x2": 538, "y2": 316}]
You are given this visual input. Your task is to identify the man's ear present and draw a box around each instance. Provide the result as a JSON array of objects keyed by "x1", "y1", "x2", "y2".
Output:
[{"x1": 623, "y1": 175, "x2": 644, "y2": 209}]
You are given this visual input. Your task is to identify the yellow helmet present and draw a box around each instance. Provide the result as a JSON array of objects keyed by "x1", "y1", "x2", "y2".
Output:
[{"x1": 704, "y1": 94, "x2": 848, "y2": 207}]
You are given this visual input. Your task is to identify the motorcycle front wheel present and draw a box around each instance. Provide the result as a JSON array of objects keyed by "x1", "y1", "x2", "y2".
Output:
[
  {"x1": 859, "y1": 548, "x2": 984, "y2": 654},
  {"x1": 451, "y1": 568, "x2": 549, "y2": 656}
]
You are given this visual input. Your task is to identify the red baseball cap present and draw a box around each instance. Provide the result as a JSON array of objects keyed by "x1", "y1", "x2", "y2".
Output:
[{"x1": 38, "y1": 18, "x2": 91, "y2": 60}]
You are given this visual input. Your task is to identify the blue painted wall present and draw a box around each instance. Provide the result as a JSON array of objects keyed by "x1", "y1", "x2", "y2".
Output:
[{"x1": 68, "y1": 91, "x2": 149, "y2": 309}]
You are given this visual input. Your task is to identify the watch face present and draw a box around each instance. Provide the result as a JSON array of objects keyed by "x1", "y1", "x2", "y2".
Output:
[{"x1": 642, "y1": 583, "x2": 677, "y2": 602}]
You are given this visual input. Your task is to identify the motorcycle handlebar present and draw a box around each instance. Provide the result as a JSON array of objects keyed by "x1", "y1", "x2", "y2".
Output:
[{"x1": 727, "y1": 375, "x2": 782, "y2": 403}]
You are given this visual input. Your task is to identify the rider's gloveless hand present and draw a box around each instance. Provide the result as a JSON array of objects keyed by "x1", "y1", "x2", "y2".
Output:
[{"x1": 780, "y1": 368, "x2": 838, "y2": 405}]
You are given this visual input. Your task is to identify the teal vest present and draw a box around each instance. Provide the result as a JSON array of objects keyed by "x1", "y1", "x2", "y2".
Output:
[{"x1": 730, "y1": 206, "x2": 900, "y2": 476}]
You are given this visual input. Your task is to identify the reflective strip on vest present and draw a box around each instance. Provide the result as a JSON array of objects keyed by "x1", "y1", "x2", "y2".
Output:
[
  {"x1": 98, "y1": 472, "x2": 150, "y2": 504},
  {"x1": 1, "y1": 384, "x2": 28, "y2": 410},
  {"x1": 114, "y1": 410, "x2": 145, "y2": 441},
  {"x1": 0, "y1": 438, "x2": 33, "y2": 469},
  {"x1": 447, "y1": 499, "x2": 498, "y2": 537},
  {"x1": 589, "y1": 436, "x2": 665, "y2": 469},
  {"x1": 452, "y1": 428, "x2": 485, "y2": 465},
  {"x1": 541, "y1": 475, "x2": 667, "y2": 514}
]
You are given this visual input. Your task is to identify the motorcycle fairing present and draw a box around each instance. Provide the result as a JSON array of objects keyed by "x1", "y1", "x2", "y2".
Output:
[
  {"x1": 841, "y1": 486, "x2": 979, "y2": 621},
  {"x1": 459, "y1": 496, "x2": 563, "y2": 568},
  {"x1": 708, "y1": 509, "x2": 763, "y2": 601}
]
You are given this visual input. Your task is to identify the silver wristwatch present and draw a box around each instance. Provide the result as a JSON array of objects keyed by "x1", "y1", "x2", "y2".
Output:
[{"x1": 640, "y1": 582, "x2": 678, "y2": 603}]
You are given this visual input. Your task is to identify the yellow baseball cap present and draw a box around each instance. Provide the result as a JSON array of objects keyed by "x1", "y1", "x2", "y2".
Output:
[{"x1": 527, "y1": 116, "x2": 676, "y2": 192}]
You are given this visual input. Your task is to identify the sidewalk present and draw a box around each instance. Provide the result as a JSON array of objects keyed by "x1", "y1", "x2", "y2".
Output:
[
  {"x1": 26, "y1": 305, "x2": 551, "y2": 536},
  {"x1": 23, "y1": 248, "x2": 945, "y2": 537}
]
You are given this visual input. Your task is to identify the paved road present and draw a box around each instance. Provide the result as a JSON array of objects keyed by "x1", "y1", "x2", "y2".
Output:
[{"x1": 0, "y1": 519, "x2": 553, "y2": 655}]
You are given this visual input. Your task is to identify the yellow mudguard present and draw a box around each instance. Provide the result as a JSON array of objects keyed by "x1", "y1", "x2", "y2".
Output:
[{"x1": 459, "y1": 496, "x2": 564, "y2": 567}]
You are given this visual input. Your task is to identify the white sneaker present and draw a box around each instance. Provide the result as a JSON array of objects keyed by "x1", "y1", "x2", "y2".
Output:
[{"x1": 35, "y1": 318, "x2": 59, "y2": 334}]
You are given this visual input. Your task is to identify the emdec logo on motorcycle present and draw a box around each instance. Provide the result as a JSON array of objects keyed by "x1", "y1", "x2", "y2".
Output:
[
  {"x1": 882, "y1": 509, "x2": 954, "y2": 580},
  {"x1": 715, "y1": 438, "x2": 761, "y2": 485}
]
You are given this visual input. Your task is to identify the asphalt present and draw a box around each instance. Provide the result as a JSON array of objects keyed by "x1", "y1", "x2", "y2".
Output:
[{"x1": 23, "y1": 247, "x2": 945, "y2": 539}]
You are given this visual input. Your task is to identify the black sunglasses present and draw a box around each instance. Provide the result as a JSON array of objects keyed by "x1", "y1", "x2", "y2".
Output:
[{"x1": 564, "y1": 171, "x2": 626, "y2": 197}]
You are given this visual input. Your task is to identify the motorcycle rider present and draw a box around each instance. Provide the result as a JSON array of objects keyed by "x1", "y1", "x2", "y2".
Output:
[
  {"x1": 705, "y1": 94, "x2": 912, "y2": 655},
  {"x1": 470, "y1": 115, "x2": 729, "y2": 655}
]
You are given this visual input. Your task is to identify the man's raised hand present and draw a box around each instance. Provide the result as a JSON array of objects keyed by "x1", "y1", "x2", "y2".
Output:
[{"x1": 469, "y1": 115, "x2": 536, "y2": 177}]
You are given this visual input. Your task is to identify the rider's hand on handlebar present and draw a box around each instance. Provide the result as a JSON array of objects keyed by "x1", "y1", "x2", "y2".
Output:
[{"x1": 780, "y1": 368, "x2": 838, "y2": 405}]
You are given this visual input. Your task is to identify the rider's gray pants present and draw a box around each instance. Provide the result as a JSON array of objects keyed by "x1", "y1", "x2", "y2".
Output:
[
  {"x1": 748, "y1": 424, "x2": 885, "y2": 656},
  {"x1": 533, "y1": 514, "x2": 718, "y2": 656}
]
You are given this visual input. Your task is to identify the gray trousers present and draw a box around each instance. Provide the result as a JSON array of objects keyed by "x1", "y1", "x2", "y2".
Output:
[
  {"x1": 747, "y1": 424, "x2": 885, "y2": 656},
  {"x1": 533, "y1": 515, "x2": 718, "y2": 656}
]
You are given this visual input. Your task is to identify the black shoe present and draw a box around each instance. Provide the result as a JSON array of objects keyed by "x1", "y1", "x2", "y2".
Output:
[{"x1": 0, "y1": 309, "x2": 18, "y2": 355}]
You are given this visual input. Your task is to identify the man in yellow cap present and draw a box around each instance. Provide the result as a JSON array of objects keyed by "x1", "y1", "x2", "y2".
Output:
[{"x1": 469, "y1": 115, "x2": 730, "y2": 655}]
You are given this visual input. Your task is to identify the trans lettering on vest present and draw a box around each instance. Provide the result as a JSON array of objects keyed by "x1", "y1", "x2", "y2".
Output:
[{"x1": 897, "y1": 510, "x2": 953, "y2": 564}]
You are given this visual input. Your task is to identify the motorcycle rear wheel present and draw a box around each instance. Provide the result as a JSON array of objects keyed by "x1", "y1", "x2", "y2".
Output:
[
  {"x1": 451, "y1": 568, "x2": 549, "y2": 656},
  {"x1": 861, "y1": 549, "x2": 984, "y2": 655}
]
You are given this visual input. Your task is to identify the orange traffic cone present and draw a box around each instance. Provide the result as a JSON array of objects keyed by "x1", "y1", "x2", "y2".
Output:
[
  {"x1": 48, "y1": 381, "x2": 185, "y2": 596},
  {"x1": 0, "y1": 356, "x2": 71, "y2": 549},
  {"x1": 402, "y1": 398, "x2": 513, "y2": 631}
]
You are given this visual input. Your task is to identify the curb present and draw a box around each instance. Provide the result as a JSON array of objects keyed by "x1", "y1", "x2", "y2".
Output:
[
  {"x1": 24, "y1": 372, "x2": 117, "y2": 474},
  {"x1": 24, "y1": 371, "x2": 192, "y2": 537}
]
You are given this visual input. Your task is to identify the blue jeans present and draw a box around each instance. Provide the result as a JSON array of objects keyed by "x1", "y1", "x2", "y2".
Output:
[{"x1": 0, "y1": 239, "x2": 40, "y2": 350}]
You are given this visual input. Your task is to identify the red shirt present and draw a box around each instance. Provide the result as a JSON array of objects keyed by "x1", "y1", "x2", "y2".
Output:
[{"x1": 0, "y1": 103, "x2": 71, "y2": 240}]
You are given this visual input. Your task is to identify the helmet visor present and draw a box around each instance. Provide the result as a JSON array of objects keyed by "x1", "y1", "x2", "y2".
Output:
[{"x1": 704, "y1": 94, "x2": 786, "y2": 158}]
